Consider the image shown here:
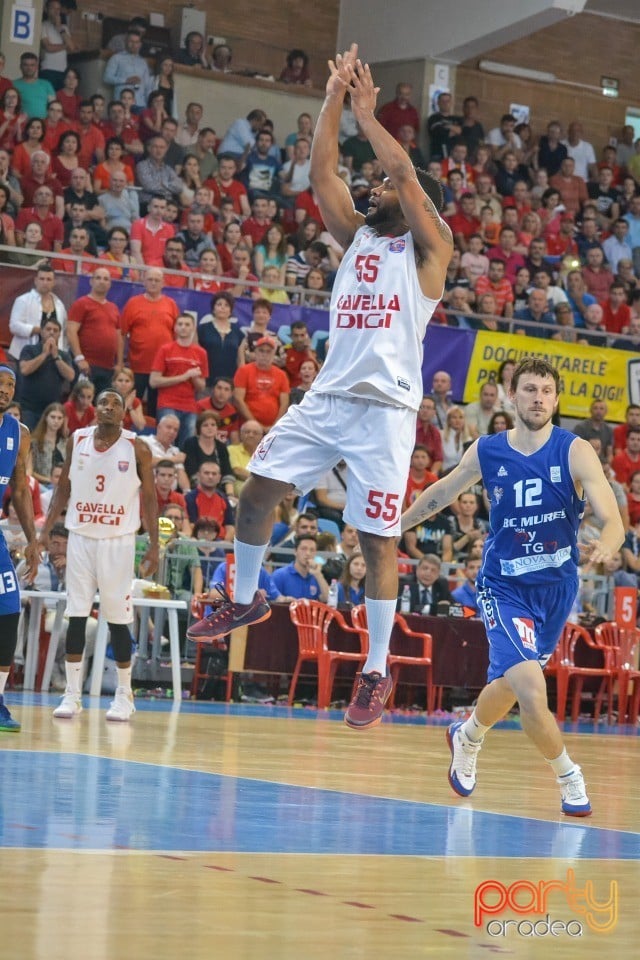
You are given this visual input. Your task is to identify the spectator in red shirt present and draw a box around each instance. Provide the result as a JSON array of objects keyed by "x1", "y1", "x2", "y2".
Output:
[
  {"x1": 415, "y1": 395, "x2": 443, "y2": 475},
  {"x1": 154, "y1": 460, "x2": 188, "y2": 516},
  {"x1": 582, "y1": 247, "x2": 615, "y2": 302},
  {"x1": 233, "y1": 336, "x2": 289, "y2": 429},
  {"x1": 161, "y1": 236, "x2": 189, "y2": 288},
  {"x1": 474, "y1": 259, "x2": 515, "y2": 317},
  {"x1": 545, "y1": 213, "x2": 579, "y2": 257},
  {"x1": 403, "y1": 445, "x2": 438, "y2": 510},
  {"x1": 150, "y1": 313, "x2": 209, "y2": 445},
  {"x1": 184, "y1": 460, "x2": 235, "y2": 539},
  {"x1": 15, "y1": 184, "x2": 64, "y2": 251},
  {"x1": 195, "y1": 376, "x2": 239, "y2": 443},
  {"x1": 441, "y1": 141, "x2": 476, "y2": 190},
  {"x1": 66, "y1": 266, "x2": 122, "y2": 394},
  {"x1": 19, "y1": 151, "x2": 64, "y2": 215},
  {"x1": 41, "y1": 100, "x2": 73, "y2": 153},
  {"x1": 241, "y1": 196, "x2": 271, "y2": 248},
  {"x1": 130, "y1": 194, "x2": 176, "y2": 266},
  {"x1": 51, "y1": 225, "x2": 94, "y2": 274},
  {"x1": 120, "y1": 267, "x2": 179, "y2": 415},
  {"x1": 614, "y1": 404, "x2": 640, "y2": 456},
  {"x1": 204, "y1": 155, "x2": 250, "y2": 218},
  {"x1": 600, "y1": 281, "x2": 632, "y2": 334},
  {"x1": 376, "y1": 82, "x2": 420, "y2": 140},
  {"x1": 294, "y1": 186, "x2": 324, "y2": 229},
  {"x1": 283, "y1": 321, "x2": 317, "y2": 387},
  {"x1": 447, "y1": 192, "x2": 481, "y2": 252},
  {"x1": 75, "y1": 99, "x2": 105, "y2": 170},
  {"x1": 222, "y1": 244, "x2": 259, "y2": 297},
  {"x1": 486, "y1": 227, "x2": 526, "y2": 284},
  {"x1": 549, "y1": 156, "x2": 588, "y2": 215},
  {"x1": 612, "y1": 428, "x2": 640, "y2": 488},
  {"x1": 63, "y1": 379, "x2": 95, "y2": 434}
]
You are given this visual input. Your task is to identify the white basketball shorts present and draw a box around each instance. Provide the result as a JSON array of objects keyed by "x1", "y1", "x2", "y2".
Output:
[
  {"x1": 66, "y1": 532, "x2": 136, "y2": 623},
  {"x1": 248, "y1": 392, "x2": 416, "y2": 536}
]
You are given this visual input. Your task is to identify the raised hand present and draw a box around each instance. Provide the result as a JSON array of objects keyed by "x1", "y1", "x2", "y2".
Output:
[
  {"x1": 348, "y1": 59, "x2": 380, "y2": 120},
  {"x1": 326, "y1": 43, "x2": 358, "y2": 97}
]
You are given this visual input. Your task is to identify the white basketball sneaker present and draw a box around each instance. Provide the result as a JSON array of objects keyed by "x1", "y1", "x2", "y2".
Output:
[
  {"x1": 558, "y1": 766, "x2": 592, "y2": 817},
  {"x1": 53, "y1": 690, "x2": 83, "y2": 719},
  {"x1": 105, "y1": 687, "x2": 136, "y2": 722},
  {"x1": 446, "y1": 720, "x2": 482, "y2": 797}
]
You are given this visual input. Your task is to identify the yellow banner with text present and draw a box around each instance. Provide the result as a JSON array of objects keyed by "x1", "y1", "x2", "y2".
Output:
[{"x1": 463, "y1": 332, "x2": 638, "y2": 421}]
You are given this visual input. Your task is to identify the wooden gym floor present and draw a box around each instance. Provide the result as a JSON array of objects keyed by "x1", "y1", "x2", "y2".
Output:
[{"x1": 0, "y1": 694, "x2": 638, "y2": 959}]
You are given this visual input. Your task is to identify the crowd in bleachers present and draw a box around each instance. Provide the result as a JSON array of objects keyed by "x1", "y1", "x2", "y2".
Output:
[{"x1": 0, "y1": 10, "x2": 639, "y2": 619}]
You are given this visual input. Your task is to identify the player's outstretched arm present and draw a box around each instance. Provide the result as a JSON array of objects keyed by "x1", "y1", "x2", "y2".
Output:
[
  {"x1": 309, "y1": 43, "x2": 364, "y2": 249},
  {"x1": 39, "y1": 436, "x2": 73, "y2": 546},
  {"x1": 348, "y1": 60, "x2": 453, "y2": 299},
  {"x1": 570, "y1": 438, "x2": 625, "y2": 564},
  {"x1": 11, "y1": 424, "x2": 42, "y2": 581},
  {"x1": 135, "y1": 438, "x2": 160, "y2": 577},
  {"x1": 401, "y1": 442, "x2": 482, "y2": 534}
]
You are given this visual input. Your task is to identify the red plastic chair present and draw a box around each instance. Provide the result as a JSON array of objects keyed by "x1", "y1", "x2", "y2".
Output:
[
  {"x1": 351, "y1": 605, "x2": 435, "y2": 713},
  {"x1": 189, "y1": 596, "x2": 232, "y2": 701},
  {"x1": 288, "y1": 600, "x2": 368, "y2": 708},
  {"x1": 555, "y1": 621, "x2": 615, "y2": 722},
  {"x1": 595, "y1": 622, "x2": 640, "y2": 723}
]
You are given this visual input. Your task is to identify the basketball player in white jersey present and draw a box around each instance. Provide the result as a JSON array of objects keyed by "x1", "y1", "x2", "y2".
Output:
[
  {"x1": 188, "y1": 45, "x2": 453, "y2": 729},
  {"x1": 40, "y1": 389, "x2": 159, "y2": 721}
]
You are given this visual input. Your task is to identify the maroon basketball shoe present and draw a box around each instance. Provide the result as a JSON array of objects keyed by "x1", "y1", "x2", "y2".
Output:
[
  {"x1": 344, "y1": 671, "x2": 393, "y2": 729},
  {"x1": 186, "y1": 587, "x2": 271, "y2": 642}
]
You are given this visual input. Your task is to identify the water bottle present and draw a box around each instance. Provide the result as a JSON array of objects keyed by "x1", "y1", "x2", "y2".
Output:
[
  {"x1": 327, "y1": 579, "x2": 339, "y2": 608},
  {"x1": 400, "y1": 584, "x2": 411, "y2": 614}
]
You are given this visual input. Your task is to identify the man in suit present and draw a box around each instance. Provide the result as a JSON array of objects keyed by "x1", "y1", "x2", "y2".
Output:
[{"x1": 401, "y1": 553, "x2": 452, "y2": 614}]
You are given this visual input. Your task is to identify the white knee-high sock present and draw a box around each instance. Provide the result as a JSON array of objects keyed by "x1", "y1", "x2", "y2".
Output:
[
  {"x1": 233, "y1": 539, "x2": 269, "y2": 604},
  {"x1": 362, "y1": 597, "x2": 396, "y2": 675},
  {"x1": 65, "y1": 661, "x2": 83, "y2": 697},
  {"x1": 116, "y1": 665, "x2": 132, "y2": 693},
  {"x1": 0, "y1": 671, "x2": 8, "y2": 696}
]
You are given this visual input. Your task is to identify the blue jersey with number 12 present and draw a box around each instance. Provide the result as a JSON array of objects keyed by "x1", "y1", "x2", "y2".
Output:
[{"x1": 477, "y1": 427, "x2": 585, "y2": 587}]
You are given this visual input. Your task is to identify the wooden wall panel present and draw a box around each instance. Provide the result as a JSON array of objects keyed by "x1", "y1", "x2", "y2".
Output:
[
  {"x1": 72, "y1": 0, "x2": 339, "y2": 88},
  {"x1": 455, "y1": 11, "x2": 640, "y2": 157}
]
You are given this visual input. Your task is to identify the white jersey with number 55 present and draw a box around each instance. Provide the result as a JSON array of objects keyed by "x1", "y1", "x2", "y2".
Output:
[{"x1": 310, "y1": 226, "x2": 441, "y2": 411}]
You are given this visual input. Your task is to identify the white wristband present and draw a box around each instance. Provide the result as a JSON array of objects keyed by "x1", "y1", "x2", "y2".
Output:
[{"x1": 74, "y1": 354, "x2": 85, "y2": 362}]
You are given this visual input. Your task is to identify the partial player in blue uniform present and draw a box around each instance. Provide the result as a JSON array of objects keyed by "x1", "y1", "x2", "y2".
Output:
[
  {"x1": 0, "y1": 365, "x2": 42, "y2": 731},
  {"x1": 402, "y1": 358, "x2": 624, "y2": 817}
]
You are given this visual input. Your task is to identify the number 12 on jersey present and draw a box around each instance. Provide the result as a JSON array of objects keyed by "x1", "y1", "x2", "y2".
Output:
[{"x1": 513, "y1": 479, "x2": 542, "y2": 508}]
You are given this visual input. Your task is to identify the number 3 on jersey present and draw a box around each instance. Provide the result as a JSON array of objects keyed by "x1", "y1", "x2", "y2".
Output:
[
  {"x1": 365, "y1": 489, "x2": 399, "y2": 523},
  {"x1": 355, "y1": 254, "x2": 380, "y2": 283},
  {"x1": 96, "y1": 474, "x2": 105, "y2": 492}
]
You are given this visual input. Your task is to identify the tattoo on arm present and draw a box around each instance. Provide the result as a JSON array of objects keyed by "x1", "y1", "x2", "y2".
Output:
[
  {"x1": 422, "y1": 200, "x2": 452, "y2": 244},
  {"x1": 412, "y1": 497, "x2": 440, "y2": 525}
]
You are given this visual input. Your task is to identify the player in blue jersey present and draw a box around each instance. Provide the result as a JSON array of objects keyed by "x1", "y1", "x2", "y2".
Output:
[
  {"x1": 402, "y1": 358, "x2": 624, "y2": 816},
  {"x1": 0, "y1": 366, "x2": 42, "y2": 731}
]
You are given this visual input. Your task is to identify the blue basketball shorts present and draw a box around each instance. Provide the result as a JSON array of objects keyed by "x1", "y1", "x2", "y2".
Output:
[
  {"x1": 0, "y1": 535, "x2": 21, "y2": 616},
  {"x1": 477, "y1": 577, "x2": 578, "y2": 682}
]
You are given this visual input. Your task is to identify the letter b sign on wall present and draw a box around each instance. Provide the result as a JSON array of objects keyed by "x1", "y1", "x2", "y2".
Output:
[{"x1": 11, "y1": 4, "x2": 36, "y2": 44}]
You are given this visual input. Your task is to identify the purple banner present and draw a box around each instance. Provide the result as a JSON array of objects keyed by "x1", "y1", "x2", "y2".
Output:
[
  {"x1": 75, "y1": 276, "x2": 476, "y2": 401},
  {"x1": 421, "y1": 325, "x2": 476, "y2": 403}
]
